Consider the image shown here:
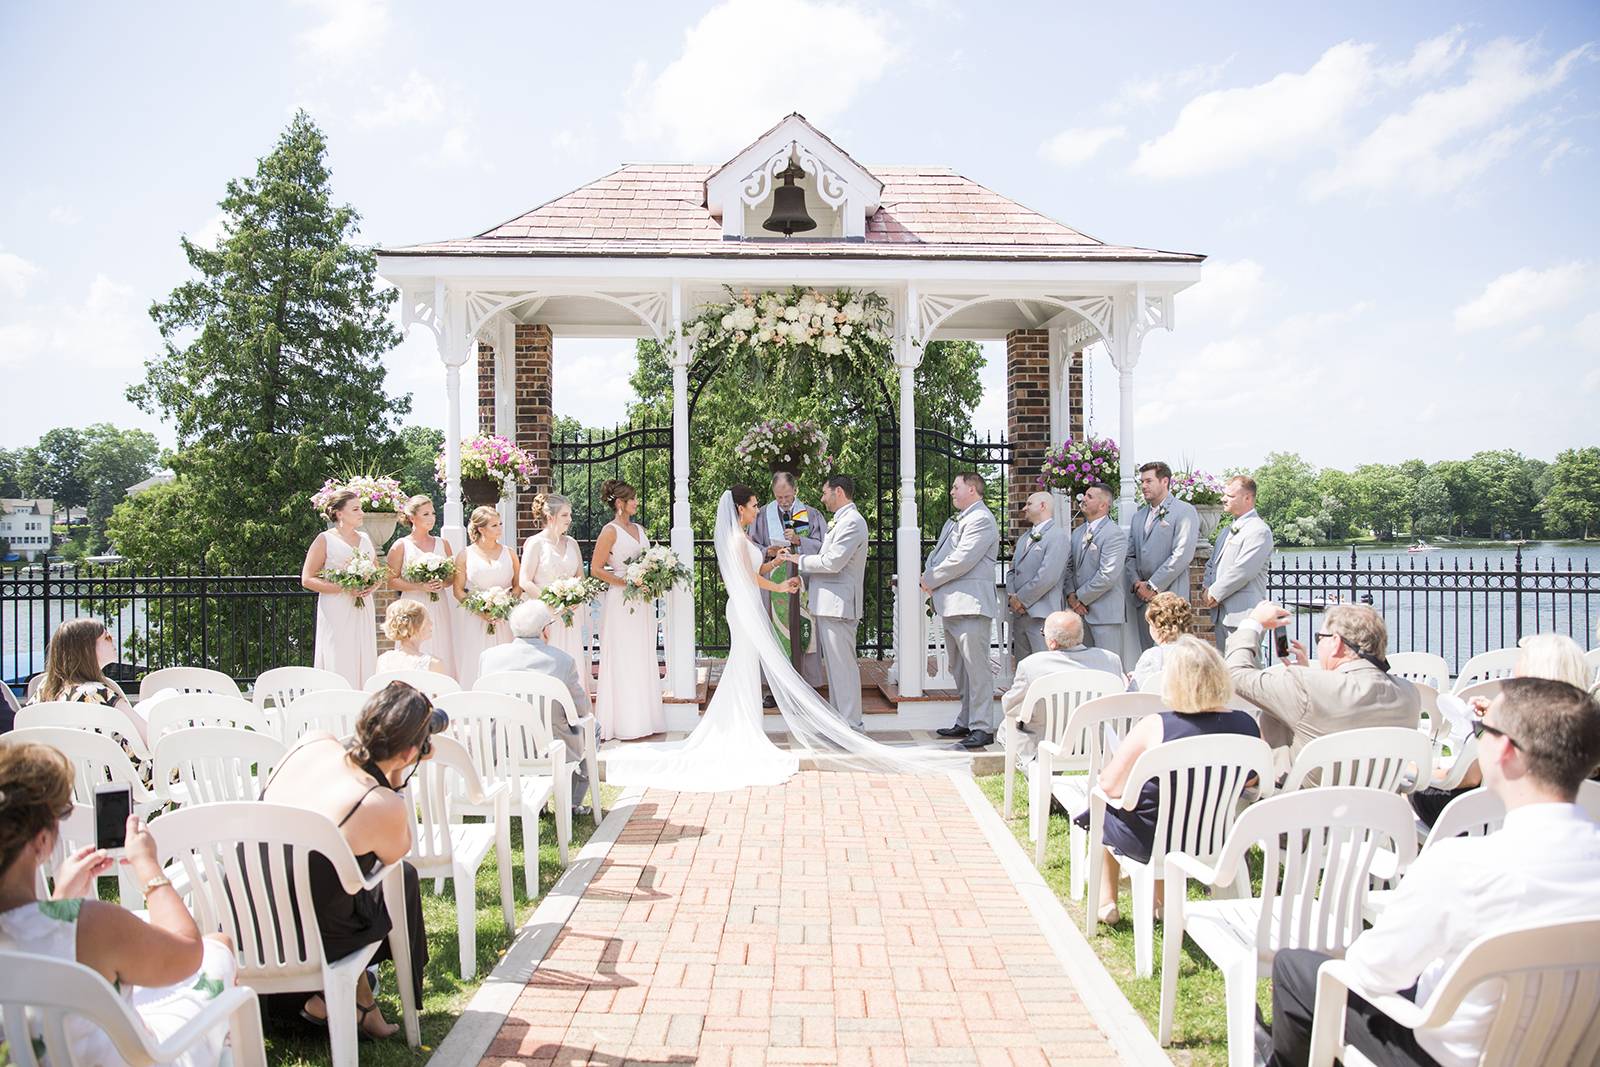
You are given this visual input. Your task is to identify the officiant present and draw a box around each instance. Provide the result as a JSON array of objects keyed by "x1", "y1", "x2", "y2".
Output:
[{"x1": 750, "y1": 470, "x2": 828, "y2": 689}]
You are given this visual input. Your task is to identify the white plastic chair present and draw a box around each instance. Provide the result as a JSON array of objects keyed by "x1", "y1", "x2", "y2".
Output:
[
  {"x1": 252, "y1": 666, "x2": 347, "y2": 714},
  {"x1": 1280, "y1": 727, "x2": 1433, "y2": 794},
  {"x1": 363, "y1": 669, "x2": 461, "y2": 700},
  {"x1": 0, "y1": 949, "x2": 267, "y2": 1067},
  {"x1": 437, "y1": 689, "x2": 571, "y2": 894},
  {"x1": 1453, "y1": 677, "x2": 1504, "y2": 708},
  {"x1": 1387, "y1": 652, "x2": 1449, "y2": 693},
  {"x1": 1158, "y1": 788, "x2": 1418, "y2": 1067},
  {"x1": 1434, "y1": 732, "x2": 1481, "y2": 791},
  {"x1": 1029, "y1": 690, "x2": 1162, "y2": 890},
  {"x1": 476, "y1": 669, "x2": 603, "y2": 824},
  {"x1": 1001, "y1": 666, "x2": 1123, "y2": 822},
  {"x1": 154, "y1": 726, "x2": 287, "y2": 806},
  {"x1": 145, "y1": 693, "x2": 272, "y2": 743},
  {"x1": 151, "y1": 801, "x2": 419, "y2": 1067},
  {"x1": 1085, "y1": 733, "x2": 1274, "y2": 978},
  {"x1": 137, "y1": 666, "x2": 242, "y2": 702},
  {"x1": 402, "y1": 734, "x2": 515, "y2": 979},
  {"x1": 15, "y1": 700, "x2": 153, "y2": 764},
  {"x1": 36, "y1": 802, "x2": 96, "y2": 899},
  {"x1": 1452, "y1": 648, "x2": 1519, "y2": 692},
  {"x1": 278, "y1": 689, "x2": 369, "y2": 743},
  {"x1": 1309, "y1": 917, "x2": 1600, "y2": 1067}
]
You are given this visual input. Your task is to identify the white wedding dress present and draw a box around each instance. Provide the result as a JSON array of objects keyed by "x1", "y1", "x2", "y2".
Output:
[{"x1": 603, "y1": 491, "x2": 968, "y2": 792}]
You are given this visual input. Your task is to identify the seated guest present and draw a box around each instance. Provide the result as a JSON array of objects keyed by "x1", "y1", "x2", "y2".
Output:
[
  {"x1": 1267, "y1": 678, "x2": 1600, "y2": 1067},
  {"x1": 375, "y1": 599, "x2": 450, "y2": 677},
  {"x1": 258, "y1": 682, "x2": 434, "y2": 1038},
  {"x1": 0, "y1": 741, "x2": 240, "y2": 1066},
  {"x1": 27, "y1": 618, "x2": 150, "y2": 787},
  {"x1": 1130, "y1": 592, "x2": 1192, "y2": 693},
  {"x1": 1412, "y1": 633, "x2": 1592, "y2": 826},
  {"x1": 1075, "y1": 636, "x2": 1260, "y2": 925},
  {"x1": 1001, "y1": 611, "x2": 1125, "y2": 761},
  {"x1": 478, "y1": 600, "x2": 593, "y2": 816},
  {"x1": 1226, "y1": 601, "x2": 1419, "y2": 767}
]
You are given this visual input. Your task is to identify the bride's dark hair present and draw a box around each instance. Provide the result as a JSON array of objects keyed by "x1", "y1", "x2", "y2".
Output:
[{"x1": 729, "y1": 484, "x2": 758, "y2": 509}]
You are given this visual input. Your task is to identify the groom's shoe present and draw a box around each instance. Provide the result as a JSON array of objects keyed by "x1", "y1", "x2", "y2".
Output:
[
  {"x1": 935, "y1": 725, "x2": 971, "y2": 738},
  {"x1": 958, "y1": 730, "x2": 995, "y2": 750}
]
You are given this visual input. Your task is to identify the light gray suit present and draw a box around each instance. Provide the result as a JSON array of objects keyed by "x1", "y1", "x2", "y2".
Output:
[
  {"x1": 1005, "y1": 519, "x2": 1069, "y2": 660},
  {"x1": 1202, "y1": 509, "x2": 1275, "y2": 648},
  {"x1": 797, "y1": 501, "x2": 868, "y2": 730},
  {"x1": 1000, "y1": 645, "x2": 1127, "y2": 759},
  {"x1": 1065, "y1": 516, "x2": 1128, "y2": 654},
  {"x1": 478, "y1": 636, "x2": 592, "y2": 802},
  {"x1": 1126, "y1": 496, "x2": 1200, "y2": 653},
  {"x1": 925, "y1": 501, "x2": 1001, "y2": 734}
]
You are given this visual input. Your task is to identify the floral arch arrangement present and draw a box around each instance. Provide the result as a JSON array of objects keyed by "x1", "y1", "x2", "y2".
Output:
[{"x1": 685, "y1": 286, "x2": 893, "y2": 386}]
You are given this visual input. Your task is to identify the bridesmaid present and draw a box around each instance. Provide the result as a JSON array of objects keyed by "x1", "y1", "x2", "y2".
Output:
[
  {"x1": 301, "y1": 490, "x2": 380, "y2": 687},
  {"x1": 452, "y1": 506, "x2": 519, "y2": 689},
  {"x1": 519, "y1": 492, "x2": 590, "y2": 692},
  {"x1": 591, "y1": 479, "x2": 665, "y2": 740},
  {"x1": 385, "y1": 495, "x2": 456, "y2": 668}
]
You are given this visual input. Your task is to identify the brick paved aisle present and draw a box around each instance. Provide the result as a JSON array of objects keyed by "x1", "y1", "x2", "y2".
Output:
[{"x1": 482, "y1": 772, "x2": 1121, "y2": 1066}]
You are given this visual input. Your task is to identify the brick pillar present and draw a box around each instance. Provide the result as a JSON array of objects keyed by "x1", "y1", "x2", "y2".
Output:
[
  {"x1": 1006, "y1": 329, "x2": 1051, "y2": 540},
  {"x1": 476, "y1": 341, "x2": 495, "y2": 434},
  {"x1": 514, "y1": 324, "x2": 553, "y2": 535}
]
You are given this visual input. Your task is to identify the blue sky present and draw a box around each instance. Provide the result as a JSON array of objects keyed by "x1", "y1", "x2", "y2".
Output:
[{"x1": 3, "y1": 0, "x2": 1597, "y2": 472}]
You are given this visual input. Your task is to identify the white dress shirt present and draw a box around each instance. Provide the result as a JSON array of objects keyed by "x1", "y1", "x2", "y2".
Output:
[{"x1": 1343, "y1": 801, "x2": 1600, "y2": 1067}]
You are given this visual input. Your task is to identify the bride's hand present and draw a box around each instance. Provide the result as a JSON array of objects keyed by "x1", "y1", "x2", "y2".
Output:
[{"x1": 783, "y1": 577, "x2": 801, "y2": 593}]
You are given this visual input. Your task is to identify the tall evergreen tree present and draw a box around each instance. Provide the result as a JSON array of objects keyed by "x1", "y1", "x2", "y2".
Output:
[{"x1": 126, "y1": 111, "x2": 407, "y2": 570}]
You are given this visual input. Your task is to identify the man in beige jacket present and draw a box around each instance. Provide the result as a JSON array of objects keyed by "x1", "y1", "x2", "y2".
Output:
[{"x1": 1225, "y1": 601, "x2": 1419, "y2": 768}]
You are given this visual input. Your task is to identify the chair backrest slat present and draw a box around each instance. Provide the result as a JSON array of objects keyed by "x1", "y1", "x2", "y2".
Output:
[
  {"x1": 1281, "y1": 727, "x2": 1433, "y2": 794},
  {"x1": 364, "y1": 669, "x2": 461, "y2": 700},
  {"x1": 1, "y1": 726, "x2": 154, "y2": 805},
  {"x1": 1027, "y1": 670, "x2": 1126, "y2": 766},
  {"x1": 280, "y1": 689, "x2": 368, "y2": 743},
  {"x1": 1127, "y1": 734, "x2": 1273, "y2": 874},
  {"x1": 252, "y1": 666, "x2": 346, "y2": 711},
  {"x1": 155, "y1": 726, "x2": 286, "y2": 805},
  {"x1": 146, "y1": 692, "x2": 272, "y2": 743},
  {"x1": 139, "y1": 666, "x2": 242, "y2": 701},
  {"x1": 1453, "y1": 648, "x2": 1520, "y2": 692},
  {"x1": 14, "y1": 701, "x2": 152, "y2": 762}
]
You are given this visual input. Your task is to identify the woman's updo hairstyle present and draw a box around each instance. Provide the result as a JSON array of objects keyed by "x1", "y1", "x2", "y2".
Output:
[
  {"x1": 399, "y1": 495, "x2": 434, "y2": 525},
  {"x1": 730, "y1": 484, "x2": 757, "y2": 509},
  {"x1": 322, "y1": 488, "x2": 359, "y2": 524},
  {"x1": 383, "y1": 598, "x2": 429, "y2": 642},
  {"x1": 0, "y1": 741, "x2": 74, "y2": 875},
  {"x1": 600, "y1": 480, "x2": 635, "y2": 512},
  {"x1": 1145, "y1": 592, "x2": 1194, "y2": 645},
  {"x1": 347, "y1": 682, "x2": 435, "y2": 766},
  {"x1": 532, "y1": 492, "x2": 571, "y2": 525},
  {"x1": 467, "y1": 505, "x2": 500, "y2": 544}
]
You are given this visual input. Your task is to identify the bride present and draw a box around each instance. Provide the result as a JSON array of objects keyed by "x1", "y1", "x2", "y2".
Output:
[{"x1": 604, "y1": 485, "x2": 967, "y2": 792}]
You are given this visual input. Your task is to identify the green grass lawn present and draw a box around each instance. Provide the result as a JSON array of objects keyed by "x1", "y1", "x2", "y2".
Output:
[{"x1": 974, "y1": 774, "x2": 1269, "y2": 1067}]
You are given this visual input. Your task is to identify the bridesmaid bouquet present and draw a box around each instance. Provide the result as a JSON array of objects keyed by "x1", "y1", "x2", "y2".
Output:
[
  {"x1": 402, "y1": 554, "x2": 457, "y2": 602},
  {"x1": 321, "y1": 552, "x2": 382, "y2": 608},
  {"x1": 462, "y1": 586, "x2": 519, "y2": 635},
  {"x1": 541, "y1": 575, "x2": 606, "y2": 627},
  {"x1": 621, "y1": 546, "x2": 691, "y2": 612}
]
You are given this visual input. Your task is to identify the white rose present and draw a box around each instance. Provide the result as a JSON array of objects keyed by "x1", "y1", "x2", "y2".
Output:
[
  {"x1": 784, "y1": 306, "x2": 800, "y2": 322},
  {"x1": 839, "y1": 323, "x2": 853, "y2": 337},
  {"x1": 819, "y1": 336, "x2": 845, "y2": 356},
  {"x1": 721, "y1": 314, "x2": 734, "y2": 330}
]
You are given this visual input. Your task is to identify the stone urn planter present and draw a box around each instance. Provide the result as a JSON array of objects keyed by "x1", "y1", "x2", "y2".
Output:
[
  {"x1": 1194, "y1": 504, "x2": 1224, "y2": 542},
  {"x1": 461, "y1": 476, "x2": 503, "y2": 511},
  {"x1": 360, "y1": 511, "x2": 401, "y2": 549}
]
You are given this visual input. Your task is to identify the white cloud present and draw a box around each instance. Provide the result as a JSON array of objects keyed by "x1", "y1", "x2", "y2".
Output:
[
  {"x1": 1584, "y1": 367, "x2": 1600, "y2": 395},
  {"x1": 1453, "y1": 262, "x2": 1590, "y2": 333},
  {"x1": 624, "y1": 0, "x2": 899, "y2": 158},
  {"x1": 295, "y1": 0, "x2": 390, "y2": 60},
  {"x1": 1507, "y1": 324, "x2": 1546, "y2": 349},
  {"x1": 356, "y1": 70, "x2": 444, "y2": 129},
  {"x1": 1038, "y1": 126, "x2": 1126, "y2": 169},
  {"x1": 1382, "y1": 28, "x2": 1467, "y2": 85},
  {"x1": 1542, "y1": 137, "x2": 1575, "y2": 174},
  {"x1": 1575, "y1": 310, "x2": 1600, "y2": 351},
  {"x1": 1109, "y1": 58, "x2": 1232, "y2": 115},
  {"x1": 0, "y1": 248, "x2": 41, "y2": 299},
  {"x1": 1181, "y1": 258, "x2": 1270, "y2": 331},
  {"x1": 1308, "y1": 39, "x2": 1590, "y2": 199},
  {"x1": 1130, "y1": 42, "x2": 1376, "y2": 179},
  {"x1": 188, "y1": 212, "x2": 229, "y2": 251},
  {"x1": 47, "y1": 206, "x2": 80, "y2": 226},
  {"x1": 0, "y1": 273, "x2": 154, "y2": 371}
]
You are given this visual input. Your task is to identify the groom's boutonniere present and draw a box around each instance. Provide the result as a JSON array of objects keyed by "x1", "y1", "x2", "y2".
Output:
[
  {"x1": 1155, "y1": 503, "x2": 1169, "y2": 523},
  {"x1": 1027, "y1": 529, "x2": 1042, "y2": 544},
  {"x1": 1083, "y1": 527, "x2": 1095, "y2": 549}
]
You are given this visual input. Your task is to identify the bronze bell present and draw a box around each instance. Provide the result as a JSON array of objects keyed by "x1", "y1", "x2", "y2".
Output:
[{"x1": 762, "y1": 159, "x2": 816, "y2": 237}]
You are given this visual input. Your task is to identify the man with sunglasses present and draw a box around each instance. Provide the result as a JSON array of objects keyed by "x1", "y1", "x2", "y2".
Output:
[
  {"x1": 1266, "y1": 678, "x2": 1600, "y2": 1067},
  {"x1": 1225, "y1": 600, "x2": 1419, "y2": 773}
]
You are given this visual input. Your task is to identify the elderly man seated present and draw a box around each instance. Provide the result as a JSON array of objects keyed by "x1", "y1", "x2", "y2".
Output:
[
  {"x1": 1001, "y1": 610, "x2": 1126, "y2": 759},
  {"x1": 1226, "y1": 600, "x2": 1419, "y2": 773},
  {"x1": 478, "y1": 599, "x2": 593, "y2": 816}
]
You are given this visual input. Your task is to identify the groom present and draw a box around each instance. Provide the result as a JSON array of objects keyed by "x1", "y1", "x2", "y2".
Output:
[{"x1": 781, "y1": 474, "x2": 867, "y2": 732}]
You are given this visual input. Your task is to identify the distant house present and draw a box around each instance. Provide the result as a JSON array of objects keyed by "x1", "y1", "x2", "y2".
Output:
[
  {"x1": 1, "y1": 498, "x2": 57, "y2": 561},
  {"x1": 126, "y1": 470, "x2": 176, "y2": 496}
]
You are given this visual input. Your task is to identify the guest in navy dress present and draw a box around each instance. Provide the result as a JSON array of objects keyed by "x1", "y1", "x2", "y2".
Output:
[{"x1": 1078, "y1": 635, "x2": 1260, "y2": 925}]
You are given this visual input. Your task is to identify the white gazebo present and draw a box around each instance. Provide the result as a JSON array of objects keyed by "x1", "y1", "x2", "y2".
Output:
[{"x1": 377, "y1": 114, "x2": 1203, "y2": 700}]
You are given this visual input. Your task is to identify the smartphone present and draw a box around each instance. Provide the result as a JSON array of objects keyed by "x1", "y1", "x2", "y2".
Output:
[
  {"x1": 1275, "y1": 631, "x2": 1292, "y2": 659},
  {"x1": 94, "y1": 783, "x2": 133, "y2": 857}
]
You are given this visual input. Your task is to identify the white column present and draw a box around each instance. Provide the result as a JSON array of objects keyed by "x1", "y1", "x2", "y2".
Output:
[
  {"x1": 437, "y1": 288, "x2": 471, "y2": 552},
  {"x1": 493, "y1": 317, "x2": 518, "y2": 544},
  {"x1": 1046, "y1": 327, "x2": 1070, "y2": 518},
  {"x1": 1111, "y1": 287, "x2": 1144, "y2": 529},
  {"x1": 895, "y1": 284, "x2": 924, "y2": 697},
  {"x1": 667, "y1": 282, "x2": 697, "y2": 699}
]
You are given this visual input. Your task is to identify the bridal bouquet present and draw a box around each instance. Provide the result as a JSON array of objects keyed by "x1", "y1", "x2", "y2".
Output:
[
  {"x1": 540, "y1": 575, "x2": 606, "y2": 627},
  {"x1": 401, "y1": 554, "x2": 456, "y2": 602},
  {"x1": 462, "y1": 586, "x2": 519, "y2": 635},
  {"x1": 321, "y1": 551, "x2": 382, "y2": 608},
  {"x1": 621, "y1": 546, "x2": 690, "y2": 612}
]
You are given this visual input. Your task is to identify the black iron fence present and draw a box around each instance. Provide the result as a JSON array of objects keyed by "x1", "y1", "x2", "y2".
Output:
[{"x1": 1267, "y1": 547, "x2": 1600, "y2": 675}]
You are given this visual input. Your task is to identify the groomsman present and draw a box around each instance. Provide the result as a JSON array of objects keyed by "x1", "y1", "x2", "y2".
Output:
[
  {"x1": 924, "y1": 473, "x2": 1001, "y2": 750},
  {"x1": 1126, "y1": 461, "x2": 1199, "y2": 653},
  {"x1": 786, "y1": 475, "x2": 868, "y2": 731},
  {"x1": 1065, "y1": 482, "x2": 1128, "y2": 654},
  {"x1": 1199, "y1": 474, "x2": 1275, "y2": 648},
  {"x1": 1005, "y1": 491, "x2": 1069, "y2": 660}
]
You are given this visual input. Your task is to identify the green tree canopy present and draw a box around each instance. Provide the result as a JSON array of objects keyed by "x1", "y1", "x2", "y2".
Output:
[{"x1": 1539, "y1": 447, "x2": 1600, "y2": 538}]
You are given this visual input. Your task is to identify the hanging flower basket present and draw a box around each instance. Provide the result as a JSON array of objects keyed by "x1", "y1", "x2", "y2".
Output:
[
  {"x1": 310, "y1": 474, "x2": 407, "y2": 547},
  {"x1": 437, "y1": 434, "x2": 537, "y2": 510},
  {"x1": 736, "y1": 418, "x2": 831, "y2": 476},
  {"x1": 461, "y1": 476, "x2": 503, "y2": 510},
  {"x1": 1037, "y1": 435, "x2": 1120, "y2": 513}
]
